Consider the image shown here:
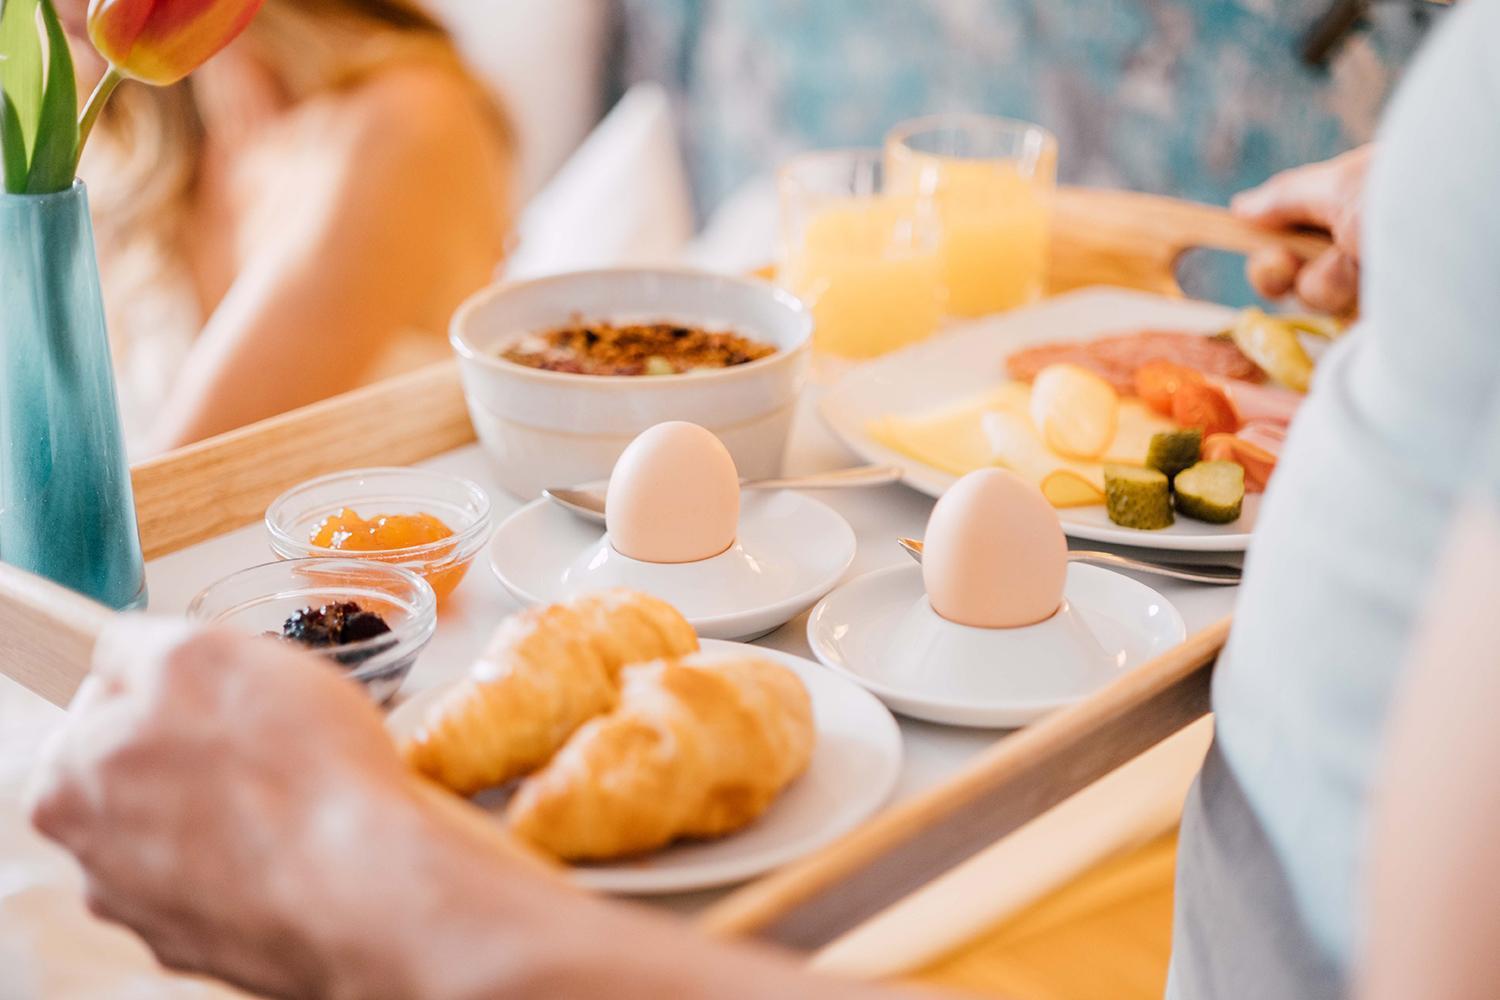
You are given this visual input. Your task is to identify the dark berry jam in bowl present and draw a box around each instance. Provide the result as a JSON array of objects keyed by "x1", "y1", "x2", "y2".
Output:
[{"x1": 187, "y1": 558, "x2": 437, "y2": 705}]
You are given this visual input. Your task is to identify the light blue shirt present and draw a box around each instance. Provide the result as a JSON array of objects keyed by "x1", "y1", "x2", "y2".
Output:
[{"x1": 1170, "y1": 1, "x2": 1500, "y2": 993}]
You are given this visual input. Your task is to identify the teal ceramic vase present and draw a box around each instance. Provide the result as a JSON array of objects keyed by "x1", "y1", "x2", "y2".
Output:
[{"x1": 0, "y1": 182, "x2": 147, "y2": 610}]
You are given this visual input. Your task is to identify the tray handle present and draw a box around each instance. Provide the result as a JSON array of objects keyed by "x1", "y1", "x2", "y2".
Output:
[
  {"x1": 0, "y1": 563, "x2": 111, "y2": 708},
  {"x1": 1048, "y1": 187, "x2": 1333, "y2": 297}
]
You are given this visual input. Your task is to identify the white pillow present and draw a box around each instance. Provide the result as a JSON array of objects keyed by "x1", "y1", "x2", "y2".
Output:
[
  {"x1": 425, "y1": 0, "x2": 609, "y2": 200},
  {"x1": 684, "y1": 175, "x2": 780, "y2": 275},
  {"x1": 504, "y1": 83, "x2": 696, "y2": 279}
]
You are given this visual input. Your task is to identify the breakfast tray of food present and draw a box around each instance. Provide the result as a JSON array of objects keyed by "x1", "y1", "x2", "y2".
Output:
[{"x1": 0, "y1": 186, "x2": 1326, "y2": 965}]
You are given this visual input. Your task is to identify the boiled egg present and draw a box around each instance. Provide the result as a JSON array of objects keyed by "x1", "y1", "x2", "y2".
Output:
[
  {"x1": 606, "y1": 422, "x2": 740, "y2": 563},
  {"x1": 922, "y1": 468, "x2": 1067, "y2": 629}
]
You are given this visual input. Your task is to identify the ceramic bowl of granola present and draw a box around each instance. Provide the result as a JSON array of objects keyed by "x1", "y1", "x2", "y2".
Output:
[{"x1": 450, "y1": 268, "x2": 812, "y2": 499}]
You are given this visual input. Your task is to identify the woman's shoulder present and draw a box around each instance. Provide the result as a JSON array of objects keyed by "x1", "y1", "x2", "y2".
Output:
[
  {"x1": 242, "y1": 58, "x2": 511, "y2": 229},
  {"x1": 300, "y1": 60, "x2": 507, "y2": 168}
]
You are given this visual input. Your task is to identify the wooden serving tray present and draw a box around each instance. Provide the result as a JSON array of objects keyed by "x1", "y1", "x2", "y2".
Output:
[{"x1": 0, "y1": 187, "x2": 1319, "y2": 965}]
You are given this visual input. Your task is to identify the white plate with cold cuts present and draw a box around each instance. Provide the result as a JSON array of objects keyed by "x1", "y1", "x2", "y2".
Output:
[
  {"x1": 386, "y1": 640, "x2": 902, "y2": 895},
  {"x1": 807, "y1": 563, "x2": 1186, "y2": 728},
  {"x1": 488, "y1": 491, "x2": 856, "y2": 641},
  {"x1": 819, "y1": 287, "x2": 1261, "y2": 551}
]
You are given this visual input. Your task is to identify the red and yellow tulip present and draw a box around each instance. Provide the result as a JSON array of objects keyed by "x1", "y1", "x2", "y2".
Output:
[{"x1": 87, "y1": 0, "x2": 265, "y2": 86}]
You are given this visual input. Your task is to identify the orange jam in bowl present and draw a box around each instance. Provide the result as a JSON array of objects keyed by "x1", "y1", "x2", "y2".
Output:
[
  {"x1": 266, "y1": 469, "x2": 494, "y2": 605},
  {"x1": 307, "y1": 509, "x2": 470, "y2": 600}
]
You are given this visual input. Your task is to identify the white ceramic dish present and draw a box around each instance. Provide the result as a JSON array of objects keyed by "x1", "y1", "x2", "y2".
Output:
[
  {"x1": 806, "y1": 563, "x2": 1186, "y2": 728},
  {"x1": 386, "y1": 639, "x2": 902, "y2": 895},
  {"x1": 488, "y1": 491, "x2": 856, "y2": 641},
  {"x1": 818, "y1": 287, "x2": 1261, "y2": 551},
  {"x1": 451, "y1": 268, "x2": 812, "y2": 500}
]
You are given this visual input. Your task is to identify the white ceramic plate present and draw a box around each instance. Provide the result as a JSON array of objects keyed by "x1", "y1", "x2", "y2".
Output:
[
  {"x1": 818, "y1": 287, "x2": 1261, "y2": 551},
  {"x1": 386, "y1": 639, "x2": 902, "y2": 895},
  {"x1": 488, "y1": 491, "x2": 856, "y2": 641},
  {"x1": 806, "y1": 563, "x2": 1186, "y2": 728}
]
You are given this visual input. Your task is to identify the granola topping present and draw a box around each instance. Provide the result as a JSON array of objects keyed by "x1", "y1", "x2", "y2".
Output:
[{"x1": 500, "y1": 320, "x2": 777, "y2": 376}]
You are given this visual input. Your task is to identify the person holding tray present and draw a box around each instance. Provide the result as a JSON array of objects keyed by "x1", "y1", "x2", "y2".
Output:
[{"x1": 27, "y1": 2, "x2": 1500, "y2": 999}]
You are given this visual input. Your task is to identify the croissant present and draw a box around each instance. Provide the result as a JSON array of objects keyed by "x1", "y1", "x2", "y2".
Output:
[
  {"x1": 506, "y1": 654, "x2": 815, "y2": 861},
  {"x1": 401, "y1": 590, "x2": 698, "y2": 794}
]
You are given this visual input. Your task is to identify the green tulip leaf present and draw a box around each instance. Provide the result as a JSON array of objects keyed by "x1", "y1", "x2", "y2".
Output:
[
  {"x1": 1, "y1": 86, "x2": 27, "y2": 192},
  {"x1": 0, "y1": 0, "x2": 41, "y2": 168},
  {"x1": 24, "y1": 0, "x2": 74, "y2": 192}
]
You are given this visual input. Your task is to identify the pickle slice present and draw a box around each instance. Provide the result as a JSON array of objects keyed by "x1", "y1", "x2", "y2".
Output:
[
  {"x1": 1174, "y1": 461, "x2": 1245, "y2": 524},
  {"x1": 1103, "y1": 465, "x2": 1174, "y2": 530},
  {"x1": 1145, "y1": 428, "x2": 1203, "y2": 480}
]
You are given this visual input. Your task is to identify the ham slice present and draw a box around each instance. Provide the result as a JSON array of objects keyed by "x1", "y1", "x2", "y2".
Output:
[
  {"x1": 1206, "y1": 377, "x2": 1303, "y2": 428},
  {"x1": 1237, "y1": 421, "x2": 1288, "y2": 456},
  {"x1": 1006, "y1": 330, "x2": 1265, "y2": 394}
]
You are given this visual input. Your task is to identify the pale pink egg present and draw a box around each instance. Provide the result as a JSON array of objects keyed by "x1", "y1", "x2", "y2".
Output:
[
  {"x1": 605, "y1": 422, "x2": 740, "y2": 563},
  {"x1": 922, "y1": 468, "x2": 1067, "y2": 629}
]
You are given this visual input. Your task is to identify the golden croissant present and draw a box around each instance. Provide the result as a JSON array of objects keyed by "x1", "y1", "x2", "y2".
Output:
[
  {"x1": 401, "y1": 590, "x2": 698, "y2": 794},
  {"x1": 507, "y1": 654, "x2": 815, "y2": 861}
]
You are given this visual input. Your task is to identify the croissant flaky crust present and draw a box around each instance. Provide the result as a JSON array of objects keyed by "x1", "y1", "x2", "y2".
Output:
[
  {"x1": 506, "y1": 654, "x2": 816, "y2": 861},
  {"x1": 401, "y1": 590, "x2": 698, "y2": 794}
]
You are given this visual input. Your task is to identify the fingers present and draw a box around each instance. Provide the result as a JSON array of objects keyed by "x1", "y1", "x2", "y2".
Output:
[
  {"x1": 1232, "y1": 158, "x2": 1346, "y2": 231},
  {"x1": 1245, "y1": 247, "x2": 1301, "y2": 299},
  {"x1": 89, "y1": 616, "x2": 212, "y2": 692},
  {"x1": 1294, "y1": 248, "x2": 1360, "y2": 316}
]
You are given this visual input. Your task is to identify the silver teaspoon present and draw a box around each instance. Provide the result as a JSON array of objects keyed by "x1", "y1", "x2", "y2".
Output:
[
  {"x1": 543, "y1": 465, "x2": 903, "y2": 524},
  {"x1": 897, "y1": 537, "x2": 1241, "y2": 586}
]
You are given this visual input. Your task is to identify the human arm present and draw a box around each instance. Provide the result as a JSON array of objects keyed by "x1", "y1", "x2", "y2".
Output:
[
  {"x1": 145, "y1": 67, "x2": 509, "y2": 452},
  {"x1": 1231, "y1": 145, "x2": 1370, "y2": 316},
  {"x1": 27, "y1": 619, "x2": 908, "y2": 1000},
  {"x1": 1358, "y1": 493, "x2": 1500, "y2": 1000}
]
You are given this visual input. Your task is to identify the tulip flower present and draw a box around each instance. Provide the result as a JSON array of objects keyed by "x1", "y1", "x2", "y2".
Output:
[
  {"x1": 70, "y1": 0, "x2": 263, "y2": 172},
  {"x1": 87, "y1": 0, "x2": 266, "y2": 86}
]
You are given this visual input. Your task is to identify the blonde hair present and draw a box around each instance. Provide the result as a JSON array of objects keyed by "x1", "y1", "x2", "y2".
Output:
[{"x1": 90, "y1": 0, "x2": 509, "y2": 296}]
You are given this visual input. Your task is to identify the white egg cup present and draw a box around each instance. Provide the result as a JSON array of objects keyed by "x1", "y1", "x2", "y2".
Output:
[
  {"x1": 806, "y1": 563, "x2": 1186, "y2": 727},
  {"x1": 490, "y1": 491, "x2": 857, "y2": 640}
]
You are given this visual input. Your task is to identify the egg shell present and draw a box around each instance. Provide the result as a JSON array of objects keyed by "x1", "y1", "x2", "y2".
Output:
[
  {"x1": 922, "y1": 468, "x2": 1067, "y2": 629},
  {"x1": 606, "y1": 422, "x2": 741, "y2": 564}
]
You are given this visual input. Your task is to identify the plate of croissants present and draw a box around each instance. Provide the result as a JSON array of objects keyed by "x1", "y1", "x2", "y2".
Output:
[{"x1": 387, "y1": 589, "x2": 903, "y2": 895}]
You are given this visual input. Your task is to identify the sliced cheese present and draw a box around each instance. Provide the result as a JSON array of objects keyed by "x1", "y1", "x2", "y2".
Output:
[
  {"x1": 867, "y1": 381, "x2": 1176, "y2": 506},
  {"x1": 866, "y1": 388, "x2": 1012, "y2": 477}
]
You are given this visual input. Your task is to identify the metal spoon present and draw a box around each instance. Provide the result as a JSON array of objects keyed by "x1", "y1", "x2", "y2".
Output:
[
  {"x1": 543, "y1": 465, "x2": 904, "y2": 524},
  {"x1": 897, "y1": 537, "x2": 1241, "y2": 586}
]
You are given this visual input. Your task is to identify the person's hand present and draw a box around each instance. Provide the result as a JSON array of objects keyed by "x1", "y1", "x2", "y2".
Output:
[
  {"x1": 28, "y1": 619, "x2": 918, "y2": 1000},
  {"x1": 26, "y1": 618, "x2": 514, "y2": 999},
  {"x1": 1232, "y1": 145, "x2": 1371, "y2": 316}
]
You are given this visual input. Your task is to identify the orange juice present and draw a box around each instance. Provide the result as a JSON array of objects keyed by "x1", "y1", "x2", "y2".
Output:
[
  {"x1": 887, "y1": 115, "x2": 1057, "y2": 318},
  {"x1": 779, "y1": 195, "x2": 944, "y2": 358},
  {"x1": 888, "y1": 153, "x2": 1052, "y2": 317}
]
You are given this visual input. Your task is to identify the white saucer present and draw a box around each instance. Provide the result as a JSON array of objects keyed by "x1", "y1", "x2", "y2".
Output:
[
  {"x1": 806, "y1": 563, "x2": 1186, "y2": 728},
  {"x1": 489, "y1": 491, "x2": 857, "y2": 640},
  {"x1": 386, "y1": 639, "x2": 902, "y2": 895}
]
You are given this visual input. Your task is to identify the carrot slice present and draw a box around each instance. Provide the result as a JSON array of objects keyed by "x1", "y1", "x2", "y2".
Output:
[
  {"x1": 1172, "y1": 383, "x2": 1239, "y2": 437},
  {"x1": 1134, "y1": 361, "x2": 1204, "y2": 416}
]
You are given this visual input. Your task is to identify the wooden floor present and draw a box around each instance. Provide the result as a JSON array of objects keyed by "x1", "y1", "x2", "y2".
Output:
[{"x1": 910, "y1": 833, "x2": 1178, "y2": 999}]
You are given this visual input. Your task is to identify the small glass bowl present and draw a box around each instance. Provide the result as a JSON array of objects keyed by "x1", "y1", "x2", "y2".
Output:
[
  {"x1": 188, "y1": 558, "x2": 437, "y2": 704},
  {"x1": 265, "y1": 467, "x2": 493, "y2": 602}
]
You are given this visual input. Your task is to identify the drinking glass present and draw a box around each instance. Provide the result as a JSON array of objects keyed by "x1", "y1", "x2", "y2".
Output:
[
  {"x1": 886, "y1": 114, "x2": 1057, "y2": 317},
  {"x1": 777, "y1": 150, "x2": 944, "y2": 359}
]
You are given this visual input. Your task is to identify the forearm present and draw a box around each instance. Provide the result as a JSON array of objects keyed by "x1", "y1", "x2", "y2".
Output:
[{"x1": 339, "y1": 790, "x2": 907, "y2": 1000}]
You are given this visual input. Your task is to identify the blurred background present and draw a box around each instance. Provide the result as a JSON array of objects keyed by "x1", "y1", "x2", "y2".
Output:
[{"x1": 436, "y1": 0, "x2": 1434, "y2": 281}]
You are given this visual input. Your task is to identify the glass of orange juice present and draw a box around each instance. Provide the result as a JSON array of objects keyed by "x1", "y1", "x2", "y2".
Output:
[
  {"x1": 885, "y1": 114, "x2": 1057, "y2": 318},
  {"x1": 777, "y1": 149, "x2": 945, "y2": 359}
]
